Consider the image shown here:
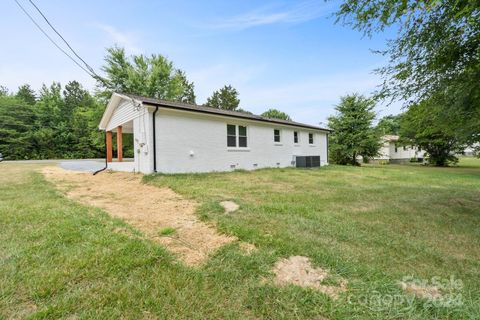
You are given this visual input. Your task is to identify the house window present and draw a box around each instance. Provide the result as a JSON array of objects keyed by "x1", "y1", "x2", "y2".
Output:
[
  {"x1": 227, "y1": 124, "x2": 247, "y2": 148},
  {"x1": 227, "y1": 124, "x2": 236, "y2": 147},
  {"x1": 395, "y1": 144, "x2": 398, "y2": 153},
  {"x1": 308, "y1": 133, "x2": 314, "y2": 144},
  {"x1": 274, "y1": 129, "x2": 281, "y2": 142},
  {"x1": 294, "y1": 131, "x2": 299, "y2": 144},
  {"x1": 403, "y1": 146, "x2": 407, "y2": 151},
  {"x1": 418, "y1": 146, "x2": 421, "y2": 152},
  {"x1": 239, "y1": 125, "x2": 247, "y2": 147}
]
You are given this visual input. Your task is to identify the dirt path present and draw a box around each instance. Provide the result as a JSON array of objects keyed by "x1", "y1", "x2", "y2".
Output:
[{"x1": 43, "y1": 167, "x2": 235, "y2": 266}]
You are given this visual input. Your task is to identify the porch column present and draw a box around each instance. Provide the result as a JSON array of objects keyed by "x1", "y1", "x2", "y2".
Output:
[
  {"x1": 106, "y1": 131, "x2": 113, "y2": 163},
  {"x1": 117, "y1": 126, "x2": 123, "y2": 162}
]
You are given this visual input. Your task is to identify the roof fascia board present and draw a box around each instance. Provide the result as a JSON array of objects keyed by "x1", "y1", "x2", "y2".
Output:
[{"x1": 143, "y1": 103, "x2": 330, "y2": 132}]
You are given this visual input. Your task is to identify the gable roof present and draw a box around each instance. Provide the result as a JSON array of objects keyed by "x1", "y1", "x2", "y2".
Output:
[{"x1": 117, "y1": 93, "x2": 331, "y2": 132}]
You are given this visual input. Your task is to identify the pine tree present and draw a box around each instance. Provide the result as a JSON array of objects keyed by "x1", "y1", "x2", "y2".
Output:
[
  {"x1": 328, "y1": 94, "x2": 380, "y2": 165},
  {"x1": 15, "y1": 84, "x2": 37, "y2": 105},
  {"x1": 205, "y1": 85, "x2": 240, "y2": 110}
]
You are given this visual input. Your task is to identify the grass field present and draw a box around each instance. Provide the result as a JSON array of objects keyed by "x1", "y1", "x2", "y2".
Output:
[{"x1": 1, "y1": 159, "x2": 479, "y2": 319}]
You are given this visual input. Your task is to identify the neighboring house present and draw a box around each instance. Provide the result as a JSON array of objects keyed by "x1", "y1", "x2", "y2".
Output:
[
  {"x1": 99, "y1": 93, "x2": 331, "y2": 174},
  {"x1": 374, "y1": 135, "x2": 425, "y2": 163},
  {"x1": 462, "y1": 144, "x2": 479, "y2": 156}
]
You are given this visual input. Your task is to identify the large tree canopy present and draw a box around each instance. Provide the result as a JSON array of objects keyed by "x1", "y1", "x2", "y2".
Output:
[
  {"x1": 98, "y1": 46, "x2": 196, "y2": 104},
  {"x1": 336, "y1": 0, "x2": 480, "y2": 104},
  {"x1": 399, "y1": 95, "x2": 469, "y2": 166},
  {"x1": 328, "y1": 94, "x2": 380, "y2": 165},
  {"x1": 205, "y1": 85, "x2": 240, "y2": 110},
  {"x1": 261, "y1": 109, "x2": 292, "y2": 121}
]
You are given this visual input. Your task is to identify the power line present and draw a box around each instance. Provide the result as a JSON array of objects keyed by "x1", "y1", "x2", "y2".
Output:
[
  {"x1": 27, "y1": 0, "x2": 99, "y2": 78},
  {"x1": 13, "y1": 0, "x2": 95, "y2": 77}
]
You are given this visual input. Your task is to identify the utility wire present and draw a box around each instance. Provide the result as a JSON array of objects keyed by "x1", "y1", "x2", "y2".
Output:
[
  {"x1": 13, "y1": 0, "x2": 95, "y2": 78},
  {"x1": 27, "y1": 0, "x2": 99, "y2": 78}
]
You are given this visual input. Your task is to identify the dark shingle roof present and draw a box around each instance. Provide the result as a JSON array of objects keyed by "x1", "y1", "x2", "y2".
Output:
[{"x1": 121, "y1": 93, "x2": 331, "y2": 132}]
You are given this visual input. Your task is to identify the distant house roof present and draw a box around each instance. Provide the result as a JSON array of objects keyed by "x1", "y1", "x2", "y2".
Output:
[
  {"x1": 120, "y1": 93, "x2": 331, "y2": 132},
  {"x1": 382, "y1": 135, "x2": 400, "y2": 142}
]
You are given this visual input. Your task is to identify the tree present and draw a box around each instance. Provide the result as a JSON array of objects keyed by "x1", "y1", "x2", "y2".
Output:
[
  {"x1": 205, "y1": 85, "x2": 240, "y2": 110},
  {"x1": 328, "y1": 94, "x2": 380, "y2": 165},
  {"x1": 376, "y1": 114, "x2": 401, "y2": 135},
  {"x1": 261, "y1": 108, "x2": 292, "y2": 121},
  {"x1": 32, "y1": 83, "x2": 67, "y2": 158},
  {"x1": 335, "y1": 0, "x2": 480, "y2": 104},
  {"x1": 399, "y1": 95, "x2": 469, "y2": 166},
  {"x1": 177, "y1": 71, "x2": 196, "y2": 104},
  {"x1": 64, "y1": 81, "x2": 106, "y2": 158},
  {"x1": 0, "y1": 86, "x2": 8, "y2": 96},
  {"x1": 0, "y1": 95, "x2": 36, "y2": 159},
  {"x1": 15, "y1": 84, "x2": 36, "y2": 105},
  {"x1": 98, "y1": 46, "x2": 196, "y2": 103}
]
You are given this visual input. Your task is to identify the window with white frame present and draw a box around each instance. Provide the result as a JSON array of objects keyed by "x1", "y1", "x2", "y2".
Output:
[
  {"x1": 238, "y1": 125, "x2": 247, "y2": 147},
  {"x1": 294, "y1": 131, "x2": 299, "y2": 144},
  {"x1": 227, "y1": 124, "x2": 248, "y2": 148},
  {"x1": 274, "y1": 129, "x2": 281, "y2": 143},
  {"x1": 308, "y1": 133, "x2": 314, "y2": 144},
  {"x1": 227, "y1": 124, "x2": 236, "y2": 147}
]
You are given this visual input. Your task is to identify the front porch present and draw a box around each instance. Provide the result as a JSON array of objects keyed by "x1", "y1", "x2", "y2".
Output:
[
  {"x1": 105, "y1": 121, "x2": 135, "y2": 173},
  {"x1": 98, "y1": 93, "x2": 154, "y2": 174}
]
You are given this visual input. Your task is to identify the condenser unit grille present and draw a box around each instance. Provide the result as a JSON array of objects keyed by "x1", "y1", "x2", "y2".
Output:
[{"x1": 295, "y1": 156, "x2": 321, "y2": 168}]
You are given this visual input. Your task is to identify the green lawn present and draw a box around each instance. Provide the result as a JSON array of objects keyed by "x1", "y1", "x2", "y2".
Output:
[{"x1": 1, "y1": 159, "x2": 479, "y2": 319}]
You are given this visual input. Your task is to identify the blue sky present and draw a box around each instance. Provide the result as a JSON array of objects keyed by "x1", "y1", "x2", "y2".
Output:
[{"x1": 1, "y1": 0, "x2": 401, "y2": 125}]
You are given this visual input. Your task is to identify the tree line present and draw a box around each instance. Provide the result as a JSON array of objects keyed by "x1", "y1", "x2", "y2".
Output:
[
  {"x1": 0, "y1": 82, "x2": 106, "y2": 160},
  {"x1": 0, "y1": 46, "x2": 292, "y2": 160}
]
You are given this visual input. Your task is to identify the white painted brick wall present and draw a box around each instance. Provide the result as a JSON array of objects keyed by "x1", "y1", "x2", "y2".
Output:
[
  {"x1": 153, "y1": 108, "x2": 328, "y2": 174},
  {"x1": 133, "y1": 110, "x2": 154, "y2": 173}
]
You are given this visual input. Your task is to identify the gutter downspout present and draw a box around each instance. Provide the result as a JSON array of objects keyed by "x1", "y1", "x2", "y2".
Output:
[
  {"x1": 93, "y1": 130, "x2": 108, "y2": 175},
  {"x1": 326, "y1": 133, "x2": 329, "y2": 164},
  {"x1": 152, "y1": 106, "x2": 159, "y2": 173}
]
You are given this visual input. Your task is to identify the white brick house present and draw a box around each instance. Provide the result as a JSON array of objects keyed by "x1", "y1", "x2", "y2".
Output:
[{"x1": 99, "y1": 93, "x2": 330, "y2": 174}]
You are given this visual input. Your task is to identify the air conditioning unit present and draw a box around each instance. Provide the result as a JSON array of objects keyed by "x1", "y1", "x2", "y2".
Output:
[{"x1": 295, "y1": 156, "x2": 321, "y2": 168}]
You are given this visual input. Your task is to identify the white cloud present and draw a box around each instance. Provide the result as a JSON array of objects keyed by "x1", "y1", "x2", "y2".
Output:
[
  {"x1": 210, "y1": 0, "x2": 331, "y2": 30},
  {"x1": 95, "y1": 24, "x2": 141, "y2": 54}
]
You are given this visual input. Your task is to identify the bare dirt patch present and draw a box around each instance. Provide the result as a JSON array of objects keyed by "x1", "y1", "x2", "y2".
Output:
[
  {"x1": 399, "y1": 281, "x2": 443, "y2": 299},
  {"x1": 220, "y1": 200, "x2": 239, "y2": 213},
  {"x1": 43, "y1": 167, "x2": 235, "y2": 266},
  {"x1": 272, "y1": 256, "x2": 347, "y2": 300}
]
